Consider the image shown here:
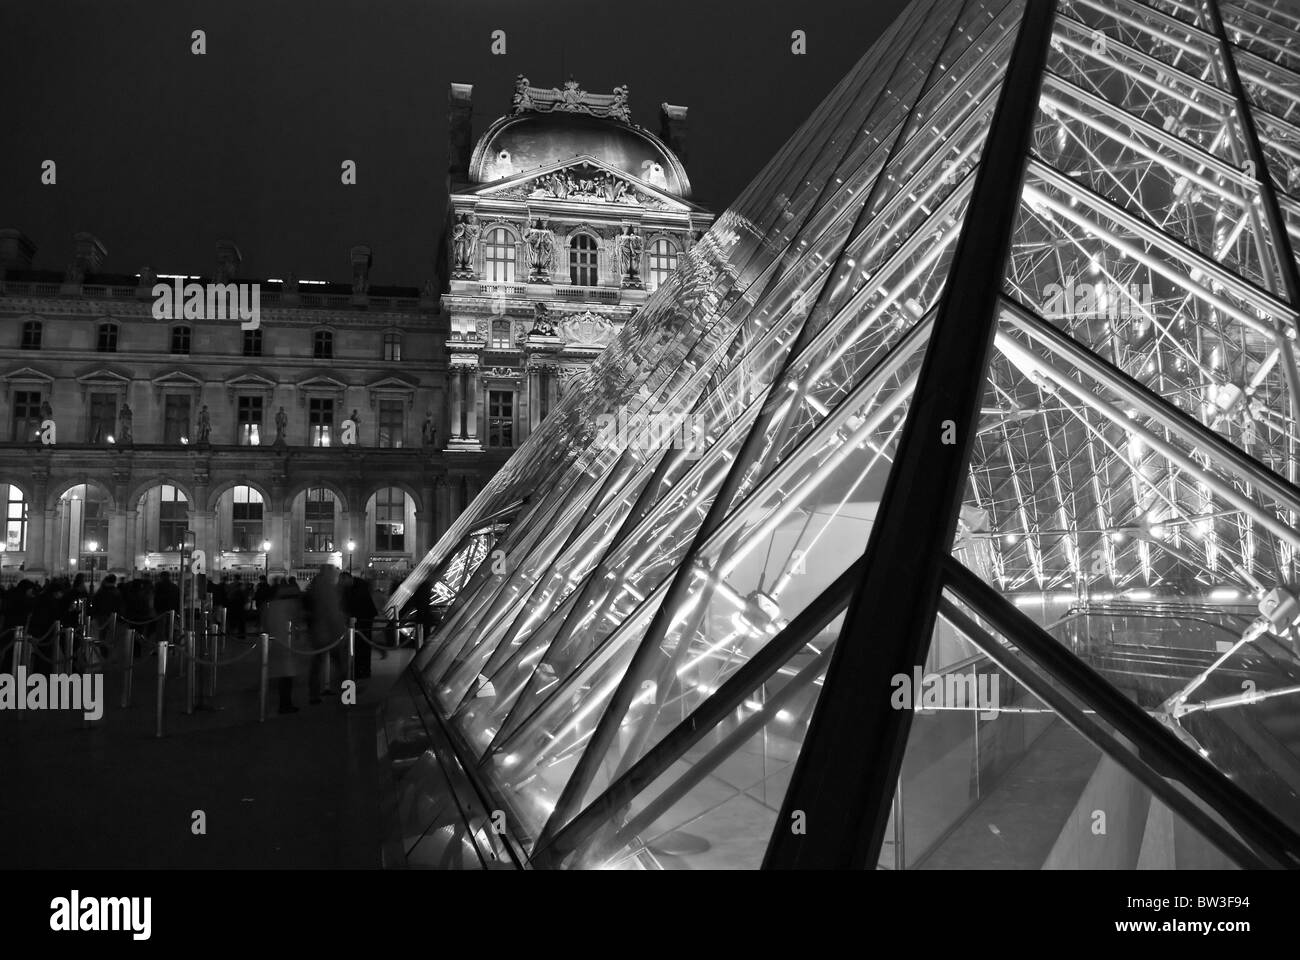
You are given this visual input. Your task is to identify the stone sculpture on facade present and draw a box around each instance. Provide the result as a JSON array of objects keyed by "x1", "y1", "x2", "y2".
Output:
[
  {"x1": 275, "y1": 405, "x2": 288, "y2": 445},
  {"x1": 119, "y1": 403, "x2": 133, "y2": 445},
  {"x1": 614, "y1": 225, "x2": 645, "y2": 288},
  {"x1": 197, "y1": 405, "x2": 211, "y2": 443},
  {"x1": 529, "y1": 302, "x2": 557, "y2": 338},
  {"x1": 526, "y1": 218, "x2": 555, "y2": 282},
  {"x1": 452, "y1": 213, "x2": 480, "y2": 278}
]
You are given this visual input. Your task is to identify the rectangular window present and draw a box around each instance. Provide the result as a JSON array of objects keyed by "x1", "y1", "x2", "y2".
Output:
[
  {"x1": 309, "y1": 398, "x2": 334, "y2": 447},
  {"x1": 230, "y1": 485, "x2": 264, "y2": 551},
  {"x1": 490, "y1": 320, "x2": 512, "y2": 349},
  {"x1": 164, "y1": 395, "x2": 191, "y2": 444},
  {"x1": 5, "y1": 486, "x2": 27, "y2": 552},
  {"x1": 570, "y1": 235, "x2": 598, "y2": 286},
  {"x1": 378, "y1": 399, "x2": 404, "y2": 448},
  {"x1": 313, "y1": 330, "x2": 334, "y2": 359},
  {"x1": 88, "y1": 392, "x2": 116, "y2": 444},
  {"x1": 158, "y1": 484, "x2": 188, "y2": 552},
  {"x1": 243, "y1": 328, "x2": 262, "y2": 357},
  {"x1": 304, "y1": 487, "x2": 335, "y2": 552},
  {"x1": 484, "y1": 228, "x2": 517, "y2": 282},
  {"x1": 97, "y1": 324, "x2": 118, "y2": 353},
  {"x1": 20, "y1": 321, "x2": 41, "y2": 350},
  {"x1": 12, "y1": 391, "x2": 41, "y2": 442},
  {"x1": 384, "y1": 332, "x2": 401, "y2": 362},
  {"x1": 237, "y1": 395, "x2": 263, "y2": 446},
  {"x1": 374, "y1": 487, "x2": 405, "y2": 551},
  {"x1": 488, "y1": 389, "x2": 514, "y2": 448},
  {"x1": 171, "y1": 326, "x2": 191, "y2": 354}
]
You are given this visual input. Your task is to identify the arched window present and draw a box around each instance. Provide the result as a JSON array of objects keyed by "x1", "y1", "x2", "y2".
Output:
[
  {"x1": 304, "y1": 487, "x2": 336, "y2": 552},
  {"x1": 374, "y1": 488, "x2": 406, "y2": 551},
  {"x1": 569, "y1": 234, "x2": 598, "y2": 287},
  {"x1": 484, "y1": 228, "x2": 517, "y2": 283},
  {"x1": 230, "y1": 485, "x2": 264, "y2": 550},
  {"x1": 157, "y1": 484, "x2": 189, "y2": 551},
  {"x1": 647, "y1": 238, "x2": 679, "y2": 292},
  {"x1": 4, "y1": 485, "x2": 27, "y2": 552}
]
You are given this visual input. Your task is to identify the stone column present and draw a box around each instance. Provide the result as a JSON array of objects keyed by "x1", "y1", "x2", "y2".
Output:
[
  {"x1": 124, "y1": 509, "x2": 139, "y2": 575},
  {"x1": 450, "y1": 368, "x2": 464, "y2": 440},
  {"x1": 465, "y1": 369, "x2": 479, "y2": 443},
  {"x1": 107, "y1": 508, "x2": 128, "y2": 577}
]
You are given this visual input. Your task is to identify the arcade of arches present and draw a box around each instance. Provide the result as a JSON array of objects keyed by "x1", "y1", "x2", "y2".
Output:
[{"x1": 0, "y1": 479, "x2": 436, "y2": 586}]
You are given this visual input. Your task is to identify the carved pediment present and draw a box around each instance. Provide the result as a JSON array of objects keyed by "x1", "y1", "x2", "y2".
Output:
[
  {"x1": 469, "y1": 156, "x2": 691, "y2": 212},
  {"x1": 557, "y1": 310, "x2": 619, "y2": 347},
  {"x1": 226, "y1": 369, "x2": 278, "y2": 399}
]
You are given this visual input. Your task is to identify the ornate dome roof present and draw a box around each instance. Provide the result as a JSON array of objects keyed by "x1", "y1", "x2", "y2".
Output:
[{"x1": 468, "y1": 79, "x2": 691, "y2": 198}]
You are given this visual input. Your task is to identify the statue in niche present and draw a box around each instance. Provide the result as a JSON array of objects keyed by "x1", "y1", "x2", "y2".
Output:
[
  {"x1": 422, "y1": 278, "x2": 437, "y2": 298},
  {"x1": 529, "y1": 302, "x2": 557, "y2": 338},
  {"x1": 452, "y1": 213, "x2": 480, "y2": 274},
  {"x1": 526, "y1": 219, "x2": 555, "y2": 280},
  {"x1": 275, "y1": 405, "x2": 288, "y2": 445},
  {"x1": 421, "y1": 411, "x2": 436, "y2": 447},
  {"x1": 119, "y1": 403, "x2": 133, "y2": 444},
  {"x1": 614, "y1": 225, "x2": 644, "y2": 286},
  {"x1": 196, "y1": 405, "x2": 211, "y2": 443}
]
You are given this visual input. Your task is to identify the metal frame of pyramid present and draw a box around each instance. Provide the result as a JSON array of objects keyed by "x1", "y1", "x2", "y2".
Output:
[{"x1": 386, "y1": 0, "x2": 1300, "y2": 869}]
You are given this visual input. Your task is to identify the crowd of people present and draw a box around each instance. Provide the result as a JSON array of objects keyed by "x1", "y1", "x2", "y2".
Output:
[{"x1": 0, "y1": 565, "x2": 400, "y2": 715}]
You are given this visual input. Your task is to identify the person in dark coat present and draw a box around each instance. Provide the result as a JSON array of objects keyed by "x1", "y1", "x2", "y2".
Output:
[
  {"x1": 305, "y1": 565, "x2": 346, "y2": 703},
  {"x1": 155, "y1": 567, "x2": 182, "y2": 642},
  {"x1": 90, "y1": 574, "x2": 123, "y2": 657},
  {"x1": 339, "y1": 572, "x2": 378, "y2": 680},
  {"x1": 262, "y1": 579, "x2": 304, "y2": 713}
]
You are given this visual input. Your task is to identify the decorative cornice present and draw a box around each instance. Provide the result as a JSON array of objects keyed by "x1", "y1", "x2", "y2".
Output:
[{"x1": 512, "y1": 76, "x2": 630, "y2": 123}]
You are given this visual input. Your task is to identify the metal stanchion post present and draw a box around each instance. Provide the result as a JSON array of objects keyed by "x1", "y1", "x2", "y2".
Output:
[
  {"x1": 207, "y1": 618, "x2": 218, "y2": 699},
  {"x1": 155, "y1": 641, "x2": 168, "y2": 738},
  {"x1": 258, "y1": 632, "x2": 269, "y2": 723},
  {"x1": 79, "y1": 631, "x2": 91, "y2": 675},
  {"x1": 186, "y1": 630, "x2": 196, "y2": 715},
  {"x1": 10, "y1": 625, "x2": 23, "y2": 673},
  {"x1": 121, "y1": 629, "x2": 135, "y2": 709},
  {"x1": 62, "y1": 627, "x2": 74, "y2": 675},
  {"x1": 347, "y1": 617, "x2": 356, "y2": 688}
]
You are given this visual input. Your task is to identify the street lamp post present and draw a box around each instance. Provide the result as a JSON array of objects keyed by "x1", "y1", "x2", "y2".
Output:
[
  {"x1": 346, "y1": 540, "x2": 355, "y2": 575},
  {"x1": 261, "y1": 540, "x2": 271, "y2": 577},
  {"x1": 87, "y1": 540, "x2": 99, "y2": 590}
]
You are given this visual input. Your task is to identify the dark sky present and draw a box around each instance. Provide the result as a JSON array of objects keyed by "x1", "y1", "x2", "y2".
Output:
[{"x1": 2, "y1": 0, "x2": 911, "y2": 286}]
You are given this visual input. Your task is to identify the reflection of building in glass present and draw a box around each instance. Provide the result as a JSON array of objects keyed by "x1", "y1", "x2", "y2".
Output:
[{"x1": 384, "y1": 0, "x2": 1300, "y2": 869}]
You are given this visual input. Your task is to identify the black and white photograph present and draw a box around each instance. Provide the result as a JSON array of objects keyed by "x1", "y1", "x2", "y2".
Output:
[{"x1": 1, "y1": 0, "x2": 1297, "y2": 940}]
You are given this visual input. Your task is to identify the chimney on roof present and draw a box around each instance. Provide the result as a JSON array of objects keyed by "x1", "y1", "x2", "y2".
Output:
[
  {"x1": 215, "y1": 239, "x2": 242, "y2": 281},
  {"x1": 660, "y1": 104, "x2": 689, "y2": 167},
  {"x1": 448, "y1": 83, "x2": 475, "y2": 188},
  {"x1": 0, "y1": 229, "x2": 36, "y2": 275},
  {"x1": 72, "y1": 232, "x2": 107, "y2": 275}
]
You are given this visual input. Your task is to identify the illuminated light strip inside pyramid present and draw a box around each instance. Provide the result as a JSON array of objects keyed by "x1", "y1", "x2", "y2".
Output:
[{"x1": 390, "y1": 0, "x2": 1300, "y2": 868}]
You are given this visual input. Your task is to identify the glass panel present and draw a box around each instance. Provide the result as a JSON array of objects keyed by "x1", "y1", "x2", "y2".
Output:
[{"x1": 878, "y1": 594, "x2": 1242, "y2": 869}]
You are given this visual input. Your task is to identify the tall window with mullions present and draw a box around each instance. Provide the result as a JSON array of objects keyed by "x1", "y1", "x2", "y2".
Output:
[{"x1": 484, "y1": 228, "x2": 517, "y2": 282}]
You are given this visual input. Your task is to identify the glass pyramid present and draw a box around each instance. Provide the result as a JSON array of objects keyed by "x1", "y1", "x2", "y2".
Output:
[{"x1": 384, "y1": 0, "x2": 1300, "y2": 869}]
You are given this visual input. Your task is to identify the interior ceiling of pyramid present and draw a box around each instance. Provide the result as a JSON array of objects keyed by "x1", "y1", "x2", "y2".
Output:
[{"x1": 387, "y1": 0, "x2": 1300, "y2": 869}]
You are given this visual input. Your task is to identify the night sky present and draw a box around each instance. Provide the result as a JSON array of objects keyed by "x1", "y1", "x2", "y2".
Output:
[{"x1": 2, "y1": 0, "x2": 911, "y2": 286}]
